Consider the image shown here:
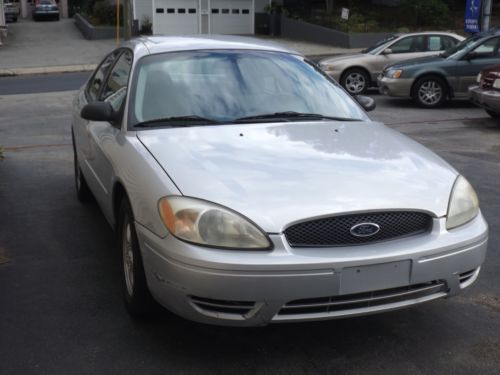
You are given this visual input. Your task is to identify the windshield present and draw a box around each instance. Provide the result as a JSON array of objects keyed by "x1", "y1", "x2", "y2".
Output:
[
  {"x1": 129, "y1": 51, "x2": 368, "y2": 127},
  {"x1": 363, "y1": 35, "x2": 398, "y2": 54},
  {"x1": 441, "y1": 34, "x2": 484, "y2": 58}
]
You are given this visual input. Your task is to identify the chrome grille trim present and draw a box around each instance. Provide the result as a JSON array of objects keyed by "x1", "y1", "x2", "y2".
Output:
[{"x1": 284, "y1": 211, "x2": 432, "y2": 247}]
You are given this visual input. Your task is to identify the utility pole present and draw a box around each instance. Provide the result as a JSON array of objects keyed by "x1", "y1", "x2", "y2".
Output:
[
  {"x1": 123, "y1": 0, "x2": 132, "y2": 39},
  {"x1": 482, "y1": 0, "x2": 492, "y2": 32}
]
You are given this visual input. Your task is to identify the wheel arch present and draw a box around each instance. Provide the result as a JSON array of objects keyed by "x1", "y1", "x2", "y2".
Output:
[
  {"x1": 112, "y1": 180, "x2": 129, "y2": 231},
  {"x1": 410, "y1": 72, "x2": 453, "y2": 99}
]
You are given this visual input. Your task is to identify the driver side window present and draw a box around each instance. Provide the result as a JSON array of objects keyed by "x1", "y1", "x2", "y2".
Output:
[
  {"x1": 390, "y1": 36, "x2": 425, "y2": 53},
  {"x1": 100, "y1": 50, "x2": 133, "y2": 112},
  {"x1": 472, "y1": 37, "x2": 500, "y2": 58},
  {"x1": 87, "y1": 51, "x2": 121, "y2": 102}
]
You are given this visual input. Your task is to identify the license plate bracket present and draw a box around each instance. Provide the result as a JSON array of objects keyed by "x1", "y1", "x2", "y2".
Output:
[{"x1": 340, "y1": 260, "x2": 411, "y2": 295}]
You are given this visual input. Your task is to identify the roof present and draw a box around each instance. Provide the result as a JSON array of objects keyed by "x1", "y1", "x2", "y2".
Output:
[{"x1": 123, "y1": 35, "x2": 299, "y2": 58}]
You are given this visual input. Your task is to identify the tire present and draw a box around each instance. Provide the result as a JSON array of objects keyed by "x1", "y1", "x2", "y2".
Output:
[
  {"x1": 72, "y1": 130, "x2": 92, "y2": 202},
  {"x1": 118, "y1": 198, "x2": 155, "y2": 317},
  {"x1": 412, "y1": 76, "x2": 447, "y2": 108},
  {"x1": 341, "y1": 68, "x2": 370, "y2": 95},
  {"x1": 486, "y1": 110, "x2": 500, "y2": 119}
]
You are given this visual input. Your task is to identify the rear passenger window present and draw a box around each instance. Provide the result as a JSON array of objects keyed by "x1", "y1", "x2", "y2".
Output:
[
  {"x1": 427, "y1": 36, "x2": 442, "y2": 51},
  {"x1": 441, "y1": 36, "x2": 458, "y2": 50}
]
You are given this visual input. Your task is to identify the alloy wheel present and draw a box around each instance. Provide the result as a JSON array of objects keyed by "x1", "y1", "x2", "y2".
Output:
[
  {"x1": 123, "y1": 221, "x2": 135, "y2": 297},
  {"x1": 418, "y1": 80, "x2": 442, "y2": 106},
  {"x1": 345, "y1": 73, "x2": 366, "y2": 94}
]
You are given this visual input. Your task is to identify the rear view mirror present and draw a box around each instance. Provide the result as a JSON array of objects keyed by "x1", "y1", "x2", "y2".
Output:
[
  {"x1": 355, "y1": 95, "x2": 376, "y2": 112},
  {"x1": 382, "y1": 48, "x2": 393, "y2": 55},
  {"x1": 81, "y1": 102, "x2": 119, "y2": 123}
]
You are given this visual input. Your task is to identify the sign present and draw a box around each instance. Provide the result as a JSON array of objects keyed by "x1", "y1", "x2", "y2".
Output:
[
  {"x1": 465, "y1": 0, "x2": 482, "y2": 33},
  {"x1": 341, "y1": 8, "x2": 349, "y2": 20}
]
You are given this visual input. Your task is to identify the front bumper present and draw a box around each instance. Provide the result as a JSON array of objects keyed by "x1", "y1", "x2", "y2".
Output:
[
  {"x1": 468, "y1": 85, "x2": 500, "y2": 114},
  {"x1": 136, "y1": 214, "x2": 488, "y2": 326},
  {"x1": 377, "y1": 75, "x2": 414, "y2": 97}
]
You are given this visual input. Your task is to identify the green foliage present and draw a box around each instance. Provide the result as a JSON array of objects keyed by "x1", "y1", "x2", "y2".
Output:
[
  {"x1": 140, "y1": 16, "x2": 152, "y2": 35},
  {"x1": 90, "y1": 0, "x2": 123, "y2": 26},
  {"x1": 264, "y1": 1, "x2": 286, "y2": 14},
  {"x1": 400, "y1": 0, "x2": 450, "y2": 27}
]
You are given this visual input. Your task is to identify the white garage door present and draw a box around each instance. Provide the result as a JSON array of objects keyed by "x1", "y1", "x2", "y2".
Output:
[
  {"x1": 210, "y1": 0, "x2": 253, "y2": 34},
  {"x1": 153, "y1": 0, "x2": 199, "y2": 35}
]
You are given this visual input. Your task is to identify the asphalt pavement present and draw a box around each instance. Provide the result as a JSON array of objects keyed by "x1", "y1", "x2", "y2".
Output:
[
  {"x1": 0, "y1": 81, "x2": 500, "y2": 375},
  {"x1": 0, "y1": 72, "x2": 90, "y2": 95}
]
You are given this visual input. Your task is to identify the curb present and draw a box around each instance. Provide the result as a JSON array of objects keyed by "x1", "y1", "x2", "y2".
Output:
[{"x1": 0, "y1": 64, "x2": 97, "y2": 77}]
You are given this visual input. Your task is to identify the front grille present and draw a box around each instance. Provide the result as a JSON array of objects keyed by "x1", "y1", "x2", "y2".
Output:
[
  {"x1": 190, "y1": 296, "x2": 256, "y2": 316},
  {"x1": 284, "y1": 211, "x2": 432, "y2": 247},
  {"x1": 277, "y1": 280, "x2": 447, "y2": 316}
]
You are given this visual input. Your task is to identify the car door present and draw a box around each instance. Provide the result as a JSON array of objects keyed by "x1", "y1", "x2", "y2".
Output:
[
  {"x1": 86, "y1": 49, "x2": 133, "y2": 221},
  {"x1": 377, "y1": 35, "x2": 428, "y2": 72},
  {"x1": 73, "y1": 50, "x2": 121, "y2": 167},
  {"x1": 456, "y1": 36, "x2": 500, "y2": 94}
]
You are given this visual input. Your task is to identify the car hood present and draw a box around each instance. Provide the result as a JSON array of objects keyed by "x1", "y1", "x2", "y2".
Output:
[
  {"x1": 320, "y1": 54, "x2": 367, "y2": 65},
  {"x1": 387, "y1": 55, "x2": 446, "y2": 70},
  {"x1": 138, "y1": 121, "x2": 457, "y2": 233}
]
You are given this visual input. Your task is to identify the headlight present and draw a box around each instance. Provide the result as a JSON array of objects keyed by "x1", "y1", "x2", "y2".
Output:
[
  {"x1": 446, "y1": 176, "x2": 479, "y2": 230},
  {"x1": 319, "y1": 62, "x2": 331, "y2": 70},
  {"x1": 476, "y1": 73, "x2": 482, "y2": 83},
  {"x1": 493, "y1": 79, "x2": 500, "y2": 89},
  {"x1": 158, "y1": 196, "x2": 271, "y2": 249},
  {"x1": 386, "y1": 69, "x2": 403, "y2": 78}
]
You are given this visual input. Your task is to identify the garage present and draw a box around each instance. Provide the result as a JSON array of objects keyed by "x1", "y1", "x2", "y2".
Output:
[
  {"x1": 210, "y1": 0, "x2": 254, "y2": 34},
  {"x1": 147, "y1": 0, "x2": 255, "y2": 35},
  {"x1": 153, "y1": 0, "x2": 200, "y2": 35}
]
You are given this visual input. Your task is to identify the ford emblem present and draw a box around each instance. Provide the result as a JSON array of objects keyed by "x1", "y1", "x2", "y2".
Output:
[{"x1": 350, "y1": 223, "x2": 380, "y2": 237}]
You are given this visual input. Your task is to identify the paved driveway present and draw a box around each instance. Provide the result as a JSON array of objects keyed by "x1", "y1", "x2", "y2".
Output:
[
  {"x1": 0, "y1": 18, "x2": 360, "y2": 74},
  {"x1": 0, "y1": 90, "x2": 499, "y2": 374},
  {"x1": 0, "y1": 18, "x2": 116, "y2": 70}
]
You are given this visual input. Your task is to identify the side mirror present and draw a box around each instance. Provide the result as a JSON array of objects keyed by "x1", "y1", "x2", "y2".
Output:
[
  {"x1": 355, "y1": 95, "x2": 376, "y2": 112},
  {"x1": 81, "y1": 101, "x2": 119, "y2": 123},
  {"x1": 382, "y1": 48, "x2": 393, "y2": 55}
]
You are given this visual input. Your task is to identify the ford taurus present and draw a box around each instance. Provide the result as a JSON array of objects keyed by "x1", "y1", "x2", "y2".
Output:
[{"x1": 72, "y1": 36, "x2": 488, "y2": 326}]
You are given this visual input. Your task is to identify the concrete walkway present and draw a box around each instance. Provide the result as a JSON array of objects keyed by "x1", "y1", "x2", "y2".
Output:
[{"x1": 0, "y1": 18, "x2": 360, "y2": 76}]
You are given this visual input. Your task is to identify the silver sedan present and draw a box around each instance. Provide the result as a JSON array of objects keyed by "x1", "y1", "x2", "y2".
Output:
[
  {"x1": 72, "y1": 36, "x2": 488, "y2": 326},
  {"x1": 319, "y1": 32, "x2": 464, "y2": 95}
]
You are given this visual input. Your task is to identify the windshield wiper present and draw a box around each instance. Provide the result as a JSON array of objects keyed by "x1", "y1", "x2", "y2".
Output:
[
  {"x1": 234, "y1": 111, "x2": 361, "y2": 122},
  {"x1": 134, "y1": 115, "x2": 221, "y2": 128}
]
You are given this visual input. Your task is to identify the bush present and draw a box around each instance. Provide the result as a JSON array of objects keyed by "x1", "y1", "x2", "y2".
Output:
[
  {"x1": 400, "y1": 0, "x2": 450, "y2": 28},
  {"x1": 91, "y1": 0, "x2": 122, "y2": 26},
  {"x1": 140, "y1": 16, "x2": 152, "y2": 35}
]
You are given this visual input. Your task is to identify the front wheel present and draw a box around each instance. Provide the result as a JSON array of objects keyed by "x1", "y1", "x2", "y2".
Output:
[
  {"x1": 341, "y1": 68, "x2": 370, "y2": 95},
  {"x1": 118, "y1": 198, "x2": 155, "y2": 317},
  {"x1": 412, "y1": 76, "x2": 447, "y2": 108}
]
